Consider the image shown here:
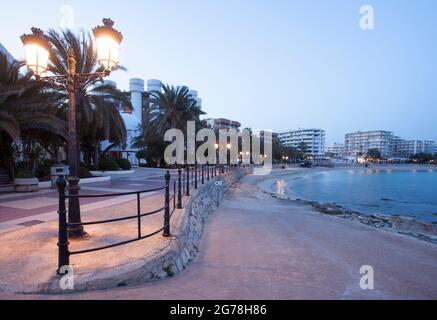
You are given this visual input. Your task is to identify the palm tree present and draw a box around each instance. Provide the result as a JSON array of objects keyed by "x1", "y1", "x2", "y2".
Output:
[
  {"x1": 44, "y1": 29, "x2": 131, "y2": 167},
  {"x1": 79, "y1": 94, "x2": 127, "y2": 167},
  {"x1": 297, "y1": 141, "x2": 309, "y2": 160},
  {"x1": 148, "y1": 84, "x2": 205, "y2": 135},
  {"x1": 132, "y1": 123, "x2": 169, "y2": 167},
  {"x1": 0, "y1": 52, "x2": 67, "y2": 174}
]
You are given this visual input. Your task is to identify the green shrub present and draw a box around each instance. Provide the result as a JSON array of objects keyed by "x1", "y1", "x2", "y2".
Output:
[
  {"x1": 35, "y1": 160, "x2": 54, "y2": 180},
  {"x1": 15, "y1": 169, "x2": 35, "y2": 179},
  {"x1": 98, "y1": 157, "x2": 120, "y2": 171},
  {"x1": 136, "y1": 150, "x2": 148, "y2": 160},
  {"x1": 14, "y1": 162, "x2": 35, "y2": 178},
  {"x1": 115, "y1": 158, "x2": 132, "y2": 170}
]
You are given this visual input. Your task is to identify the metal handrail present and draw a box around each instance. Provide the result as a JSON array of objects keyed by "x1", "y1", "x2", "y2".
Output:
[
  {"x1": 68, "y1": 206, "x2": 166, "y2": 227},
  {"x1": 65, "y1": 185, "x2": 167, "y2": 199},
  {"x1": 70, "y1": 228, "x2": 165, "y2": 255},
  {"x1": 55, "y1": 165, "x2": 242, "y2": 274}
]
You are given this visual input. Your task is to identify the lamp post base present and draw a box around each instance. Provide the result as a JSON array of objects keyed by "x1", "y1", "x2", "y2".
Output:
[
  {"x1": 68, "y1": 224, "x2": 86, "y2": 239},
  {"x1": 67, "y1": 176, "x2": 86, "y2": 238}
]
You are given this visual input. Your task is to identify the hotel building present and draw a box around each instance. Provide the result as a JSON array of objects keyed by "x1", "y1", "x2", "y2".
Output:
[
  {"x1": 325, "y1": 143, "x2": 345, "y2": 158},
  {"x1": 345, "y1": 131, "x2": 394, "y2": 158},
  {"x1": 278, "y1": 129, "x2": 326, "y2": 156},
  {"x1": 345, "y1": 130, "x2": 437, "y2": 159},
  {"x1": 392, "y1": 139, "x2": 437, "y2": 158},
  {"x1": 206, "y1": 118, "x2": 242, "y2": 132}
]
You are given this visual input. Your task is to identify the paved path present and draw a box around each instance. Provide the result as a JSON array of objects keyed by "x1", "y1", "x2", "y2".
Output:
[
  {"x1": 2, "y1": 173, "x2": 437, "y2": 299},
  {"x1": 0, "y1": 168, "x2": 175, "y2": 234}
]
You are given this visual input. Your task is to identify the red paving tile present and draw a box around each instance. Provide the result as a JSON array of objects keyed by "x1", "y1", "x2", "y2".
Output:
[{"x1": 0, "y1": 177, "x2": 170, "y2": 224}]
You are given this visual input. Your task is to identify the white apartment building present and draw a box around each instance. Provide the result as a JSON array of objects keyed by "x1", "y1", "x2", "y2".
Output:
[
  {"x1": 206, "y1": 118, "x2": 241, "y2": 132},
  {"x1": 0, "y1": 43, "x2": 15, "y2": 64},
  {"x1": 345, "y1": 131, "x2": 394, "y2": 158},
  {"x1": 393, "y1": 139, "x2": 437, "y2": 157},
  {"x1": 278, "y1": 128, "x2": 326, "y2": 156},
  {"x1": 345, "y1": 130, "x2": 437, "y2": 159},
  {"x1": 325, "y1": 143, "x2": 345, "y2": 158}
]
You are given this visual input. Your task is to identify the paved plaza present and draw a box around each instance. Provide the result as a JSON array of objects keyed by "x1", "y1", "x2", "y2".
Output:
[{"x1": 0, "y1": 168, "x2": 173, "y2": 234}]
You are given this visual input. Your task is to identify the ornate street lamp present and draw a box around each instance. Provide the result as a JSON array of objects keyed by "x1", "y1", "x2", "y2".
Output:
[
  {"x1": 20, "y1": 28, "x2": 50, "y2": 77},
  {"x1": 21, "y1": 19, "x2": 123, "y2": 238},
  {"x1": 93, "y1": 18, "x2": 123, "y2": 71}
]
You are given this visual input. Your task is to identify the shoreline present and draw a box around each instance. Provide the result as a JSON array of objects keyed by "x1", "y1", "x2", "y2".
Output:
[{"x1": 258, "y1": 166, "x2": 437, "y2": 245}]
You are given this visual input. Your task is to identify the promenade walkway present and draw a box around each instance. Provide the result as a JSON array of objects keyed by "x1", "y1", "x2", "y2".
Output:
[{"x1": 2, "y1": 172, "x2": 437, "y2": 299}]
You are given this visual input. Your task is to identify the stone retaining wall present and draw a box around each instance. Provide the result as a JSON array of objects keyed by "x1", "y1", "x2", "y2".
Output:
[
  {"x1": 157, "y1": 169, "x2": 249, "y2": 279},
  {"x1": 42, "y1": 168, "x2": 249, "y2": 293}
]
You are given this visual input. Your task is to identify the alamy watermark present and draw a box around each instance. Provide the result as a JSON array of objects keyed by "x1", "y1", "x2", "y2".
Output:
[
  {"x1": 163, "y1": 122, "x2": 272, "y2": 175},
  {"x1": 59, "y1": 265, "x2": 74, "y2": 290},
  {"x1": 360, "y1": 5, "x2": 375, "y2": 30},
  {"x1": 360, "y1": 265, "x2": 374, "y2": 290},
  {"x1": 59, "y1": 4, "x2": 75, "y2": 29}
]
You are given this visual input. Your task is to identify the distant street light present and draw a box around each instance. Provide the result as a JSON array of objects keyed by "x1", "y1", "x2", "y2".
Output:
[{"x1": 21, "y1": 18, "x2": 123, "y2": 238}]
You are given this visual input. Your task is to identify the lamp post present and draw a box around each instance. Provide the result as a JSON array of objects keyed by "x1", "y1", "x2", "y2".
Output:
[
  {"x1": 214, "y1": 143, "x2": 219, "y2": 165},
  {"x1": 21, "y1": 19, "x2": 123, "y2": 238}
]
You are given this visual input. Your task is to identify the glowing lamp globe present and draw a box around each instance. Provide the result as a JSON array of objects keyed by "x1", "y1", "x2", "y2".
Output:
[
  {"x1": 93, "y1": 18, "x2": 123, "y2": 71},
  {"x1": 20, "y1": 28, "x2": 50, "y2": 76}
]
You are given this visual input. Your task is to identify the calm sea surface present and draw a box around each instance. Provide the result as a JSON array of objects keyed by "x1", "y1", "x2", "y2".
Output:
[{"x1": 283, "y1": 169, "x2": 437, "y2": 223}]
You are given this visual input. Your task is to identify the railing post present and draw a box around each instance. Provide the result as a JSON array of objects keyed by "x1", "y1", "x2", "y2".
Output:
[
  {"x1": 182, "y1": 170, "x2": 185, "y2": 195},
  {"x1": 163, "y1": 171, "x2": 171, "y2": 237},
  {"x1": 137, "y1": 193, "x2": 141, "y2": 239},
  {"x1": 173, "y1": 180, "x2": 176, "y2": 209},
  {"x1": 186, "y1": 166, "x2": 190, "y2": 196},
  {"x1": 56, "y1": 176, "x2": 70, "y2": 275},
  {"x1": 194, "y1": 164, "x2": 198, "y2": 189},
  {"x1": 202, "y1": 165, "x2": 204, "y2": 184},
  {"x1": 177, "y1": 168, "x2": 182, "y2": 209},
  {"x1": 207, "y1": 165, "x2": 210, "y2": 181}
]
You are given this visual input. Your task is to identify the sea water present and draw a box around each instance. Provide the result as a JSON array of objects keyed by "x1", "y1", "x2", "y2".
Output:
[{"x1": 283, "y1": 169, "x2": 437, "y2": 223}]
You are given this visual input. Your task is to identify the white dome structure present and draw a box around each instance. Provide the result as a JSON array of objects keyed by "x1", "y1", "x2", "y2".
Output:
[
  {"x1": 147, "y1": 79, "x2": 162, "y2": 93},
  {"x1": 103, "y1": 80, "x2": 117, "y2": 88},
  {"x1": 121, "y1": 112, "x2": 141, "y2": 132},
  {"x1": 189, "y1": 89, "x2": 202, "y2": 109},
  {"x1": 196, "y1": 98, "x2": 202, "y2": 109},
  {"x1": 129, "y1": 78, "x2": 145, "y2": 122},
  {"x1": 120, "y1": 111, "x2": 141, "y2": 165}
]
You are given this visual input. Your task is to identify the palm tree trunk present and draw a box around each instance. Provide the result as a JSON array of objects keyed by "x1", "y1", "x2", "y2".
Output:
[{"x1": 94, "y1": 142, "x2": 100, "y2": 169}]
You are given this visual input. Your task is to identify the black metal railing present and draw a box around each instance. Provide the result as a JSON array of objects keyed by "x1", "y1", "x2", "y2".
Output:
[{"x1": 56, "y1": 164, "x2": 243, "y2": 273}]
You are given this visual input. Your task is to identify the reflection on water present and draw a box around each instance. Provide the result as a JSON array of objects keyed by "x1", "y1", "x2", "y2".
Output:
[
  {"x1": 276, "y1": 180, "x2": 286, "y2": 195},
  {"x1": 283, "y1": 169, "x2": 437, "y2": 223}
]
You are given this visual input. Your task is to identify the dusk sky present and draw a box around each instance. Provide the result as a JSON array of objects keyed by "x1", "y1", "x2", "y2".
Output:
[{"x1": 1, "y1": 0, "x2": 436, "y2": 143}]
